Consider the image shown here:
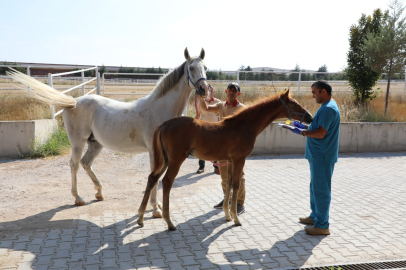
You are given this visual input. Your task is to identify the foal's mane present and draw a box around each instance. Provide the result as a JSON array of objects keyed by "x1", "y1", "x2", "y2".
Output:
[
  {"x1": 149, "y1": 61, "x2": 187, "y2": 101},
  {"x1": 223, "y1": 92, "x2": 286, "y2": 121}
]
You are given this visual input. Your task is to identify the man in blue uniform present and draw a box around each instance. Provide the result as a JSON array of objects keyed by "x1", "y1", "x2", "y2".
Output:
[{"x1": 290, "y1": 80, "x2": 340, "y2": 235}]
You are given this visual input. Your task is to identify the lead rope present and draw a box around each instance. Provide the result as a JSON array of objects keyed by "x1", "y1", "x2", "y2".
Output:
[{"x1": 194, "y1": 94, "x2": 200, "y2": 119}]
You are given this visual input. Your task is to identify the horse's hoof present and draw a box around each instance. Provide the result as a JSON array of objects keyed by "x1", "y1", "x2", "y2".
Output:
[
  {"x1": 225, "y1": 216, "x2": 233, "y2": 221},
  {"x1": 75, "y1": 200, "x2": 85, "y2": 206},
  {"x1": 95, "y1": 194, "x2": 104, "y2": 201},
  {"x1": 137, "y1": 220, "x2": 144, "y2": 227},
  {"x1": 168, "y1": 226, "x2": 177, "y2": 231},
  {"x1": 153, "y1": 210, "x2": 163, "y2": 218},
  {"x1": 234, "y1": 222, "x2": 242, "y2": 226}
]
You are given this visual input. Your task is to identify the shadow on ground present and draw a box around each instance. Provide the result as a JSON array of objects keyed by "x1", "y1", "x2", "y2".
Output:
[{"x1": 0, "y1": 205, "x2": 324, "y2": 269}]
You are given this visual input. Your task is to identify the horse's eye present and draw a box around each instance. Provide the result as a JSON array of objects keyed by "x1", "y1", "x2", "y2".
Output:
[{"x1": 190, "y1": 67, "x2": 194, "y2": 71}]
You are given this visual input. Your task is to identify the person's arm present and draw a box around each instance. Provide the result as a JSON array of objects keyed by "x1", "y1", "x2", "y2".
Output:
[
  {"x1": 301, "y1": 126, "x2": 327, "y2": 138},
  {"x1": 199, "y1": 97, "x2": 219, "y2": 113}
]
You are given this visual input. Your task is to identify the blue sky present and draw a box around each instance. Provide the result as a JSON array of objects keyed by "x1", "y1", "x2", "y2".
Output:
[{"x1": 1, "y1": 0, "x2": 389, "y2": 72}]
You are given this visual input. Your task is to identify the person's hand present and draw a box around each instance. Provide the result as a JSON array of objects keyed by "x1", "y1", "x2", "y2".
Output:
[
  {"x1": 289, "y1": 127, "x2": 305, "y2": 135},
  {"x1": 208, "y1": 84, "x2": 214, "y2": 92},
  {"x1": 293, "y1": 121, "x2": 306, "y2": 129}
]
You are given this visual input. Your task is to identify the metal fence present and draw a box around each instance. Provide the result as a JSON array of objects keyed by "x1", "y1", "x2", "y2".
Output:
[
  {"x1": 48, "y1": 67, "x2": 101, "y2": 118},
  {"x1": 102, "y1": 72, "x2": 165, "y2": 95}
]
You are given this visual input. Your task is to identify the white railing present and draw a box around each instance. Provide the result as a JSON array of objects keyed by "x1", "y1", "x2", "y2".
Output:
[
  {"x1": 49, "y1": 67, "x2": 101, "y2": 118},
  {"x1": 102, "y1": 72, "x2": 164, "y2": 95},
  {"x1": 234, "y1": 70, "x2": 406, "y2": 93}
]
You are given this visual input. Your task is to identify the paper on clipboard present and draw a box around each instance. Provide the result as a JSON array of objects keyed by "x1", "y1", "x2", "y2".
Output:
[{"x1": 277, "y1": 123, "x2": 295, "y2": 130}]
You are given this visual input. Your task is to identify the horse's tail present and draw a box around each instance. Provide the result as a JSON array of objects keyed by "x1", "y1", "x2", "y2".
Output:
[
  {"x1": 6, "y1": 68, "x2": 76, "y2": 109},
  {"x1": 152, "y1": 124, "x2": 167, "y2": 175}
]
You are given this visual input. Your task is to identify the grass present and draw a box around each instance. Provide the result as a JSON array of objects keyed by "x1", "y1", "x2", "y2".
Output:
[
  {"x1": 21, "y1": 122, "x2": 71, "y2": 159},
  {"x1": 186, "y1": 83, "x2": 406, "y2": 122},
  {"x1": 0, "y1": 93, "x2": 51, "y2": 121}
]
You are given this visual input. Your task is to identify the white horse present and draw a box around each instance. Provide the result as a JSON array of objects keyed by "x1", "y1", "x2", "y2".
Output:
[{"x1": 7, "y1": 48, "x2": 209, "y2": 218}]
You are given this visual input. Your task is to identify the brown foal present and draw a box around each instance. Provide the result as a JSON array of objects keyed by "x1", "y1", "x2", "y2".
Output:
[{"x1": 137, "y1": 89, "x2": 313, "y2": 231}]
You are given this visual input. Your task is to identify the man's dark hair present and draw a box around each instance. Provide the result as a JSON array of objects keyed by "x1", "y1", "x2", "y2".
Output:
[{"x1": 311, "y1": 80, "x2": 332, "y2": 96}]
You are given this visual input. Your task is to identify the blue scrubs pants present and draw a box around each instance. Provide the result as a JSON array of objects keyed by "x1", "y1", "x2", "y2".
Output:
[{"x1": 308, "y1": 160, "x2": 335, "y2": 229}]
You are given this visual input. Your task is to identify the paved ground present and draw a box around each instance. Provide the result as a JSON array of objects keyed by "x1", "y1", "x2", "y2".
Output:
[{"x1": 1, "y1": 152, "x2": 406, "y2": 269}]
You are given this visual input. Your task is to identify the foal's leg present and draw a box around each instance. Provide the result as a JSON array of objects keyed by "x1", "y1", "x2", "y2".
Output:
[
  {"x1": 137, "y1": 165, "x2": 167, "y2": 227},
  {"x1": 162, "y1": 161, "x2": 182, "y2": 231},
  {"x1": 80, "y1": 140, "x2": 104, "y2": 201},
  {"x1": 223, "y1": 161, "x2": 233, "y2": 222},
  {"x1": 230, "y1": 159, "x2": 245, "y2": 226},
  {"x1": 148, "y1": 150, "x2": 163, "y2": 218},
  {"x1": 70, "y1": 140, "x2": 87, "y2": 206}
]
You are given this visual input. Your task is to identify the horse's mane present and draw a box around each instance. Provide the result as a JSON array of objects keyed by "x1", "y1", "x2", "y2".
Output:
[
  {"x1": 149, "y1": 61, "x2": 187, "y2": 101},
  {"x1": 223, "y1": 92, "x2": 285, "y2": 122}
]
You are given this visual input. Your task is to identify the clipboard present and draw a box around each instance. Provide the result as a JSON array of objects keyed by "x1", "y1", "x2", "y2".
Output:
[{"x1": 277, "y1": 123, "x2": 295, "y2": 130}]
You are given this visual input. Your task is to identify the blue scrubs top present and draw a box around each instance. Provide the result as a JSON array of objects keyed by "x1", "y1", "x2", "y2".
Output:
[{"x1": 305, "y1": 99, "x2": 340, "y2": 163}]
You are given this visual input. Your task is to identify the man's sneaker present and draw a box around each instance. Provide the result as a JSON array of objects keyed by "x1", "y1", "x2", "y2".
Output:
[
  {"x1": 299, "y1": 216, "x2": 314, "y2": 225},
  {"x1": 237, "y1": 203, "x2": 245, "y2": 215},
  {"x1": 214, "y1": 167, "x2": 220, "y2": 175},
  {"x1": 213, "y1": 199, "x2": 224, "y2": 209},
  {"x1": 305, "y1": 226, "x2": 330, "y2": 235},
  {"x1": 196, "y1": 167, "x2": 204, "y2": 174}
]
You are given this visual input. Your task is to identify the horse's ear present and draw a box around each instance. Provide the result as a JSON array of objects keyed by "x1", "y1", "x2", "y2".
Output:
[
  {"x1": 199, "y1": 48, "x2": 205, "y2": 60},
  {"x1": 282, "y1": 88, "x2": 290, "y2": 97},
  {"x1": 184, "y1": 47, "x2": 191, "y2": 61}
]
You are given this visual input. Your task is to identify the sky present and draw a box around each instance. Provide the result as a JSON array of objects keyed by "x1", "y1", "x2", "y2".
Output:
[{"x1": 0, "y1": 0, "x2": 390, "y2": 72}]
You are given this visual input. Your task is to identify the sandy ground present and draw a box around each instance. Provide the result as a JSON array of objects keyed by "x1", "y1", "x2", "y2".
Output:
[{"x1": 0, "y1": 149, "x2": 212, "y2": 239}]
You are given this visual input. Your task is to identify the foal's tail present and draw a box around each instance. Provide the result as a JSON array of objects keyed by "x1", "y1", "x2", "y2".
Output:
[
  {"x1": 152, "y1": 125, "x2": 167, "y2": 175},
  {"x1": 6, "y1": 68, "x2": 76, "y2": 109}
]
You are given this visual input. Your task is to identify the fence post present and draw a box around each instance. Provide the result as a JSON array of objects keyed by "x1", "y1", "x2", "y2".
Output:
[
  {"x1": 103, "y1": 73, "x2": 105, "y2": 94},
  {"x1": 298, "y1": 72, "x2": 301, "y2": 93},
  {"x1": 81, "y1": 70, "x2": 85, "y2": 95},
  {"x1": 27, "y1": 66, "x2": 30, "y2": 91},
  {"x1": 404, "y1": 71, "x2": 406, "y2": 94},
  {"x1": 48, "y1": 73, "x2": 55, "y2": 119},
  {"x1": 97, "y1": 71, "x2": 101, "y2": 95},
  {"x1": 237, "y1": 70, "x2": 240, "y2": 84}
]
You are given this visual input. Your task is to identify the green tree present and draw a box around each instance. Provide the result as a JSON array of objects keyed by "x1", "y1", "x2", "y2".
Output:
[
  {"x1": 289, "y1": 64, "x2": 301, "y2": 81},
  {"x1": 207, "y1": 70, "x2": 219, "y2": 80},
  {"x1": 363, "y1": 0, "x2": 406, "y2": 115},
  {"x1": 259, "y1": 68, "x2": 267, "y2": 81},
  {"x1": 316, "y1": 64, "x2": 328, "y2": 80},
  {"x1": 99, "y1": 64, "x2": 108, "y2": 76},
  {"x1": 0, "y1": 62, "x2": 27, "y2": 75},
  {"x1": 245, "y1": 66, "x2": 253, "y2": 81},
  {"x1": 345, "y1": 9, "x2": 384, "y2": 105}
]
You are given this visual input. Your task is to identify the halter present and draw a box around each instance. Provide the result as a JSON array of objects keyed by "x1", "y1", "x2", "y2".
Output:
[
  {"x1": 186, "y1": 63, "x2": 206, "y2": 90},
  {"x1": 279, "y1": 97, "x2": 309, "y2": 124}
]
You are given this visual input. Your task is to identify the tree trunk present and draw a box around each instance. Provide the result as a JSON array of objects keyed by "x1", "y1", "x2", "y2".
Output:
[{"x1": 384, "y1": 73, "x2": 392, "y2": 117}]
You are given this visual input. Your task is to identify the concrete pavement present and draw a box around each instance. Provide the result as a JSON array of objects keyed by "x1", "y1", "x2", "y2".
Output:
[{"x1": 1, "y1": 152, "x2": 406, "y2": 269}]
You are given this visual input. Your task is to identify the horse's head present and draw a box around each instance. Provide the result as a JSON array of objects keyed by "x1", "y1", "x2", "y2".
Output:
[
  {"x1": 184, "y1": 47, "x2": 209, "y2": 97},
  {"x1": 279, "y1": 89, "x2": 313, "y2": 124}
]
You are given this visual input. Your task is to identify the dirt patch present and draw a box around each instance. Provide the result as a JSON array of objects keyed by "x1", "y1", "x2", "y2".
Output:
[{"x1": 0, "y1": 149, "x2": 218, "y2": 238}]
